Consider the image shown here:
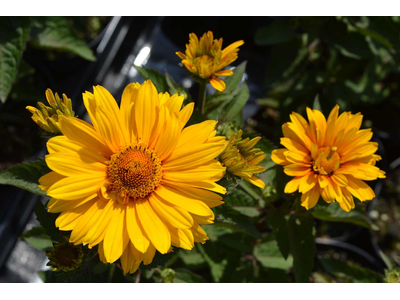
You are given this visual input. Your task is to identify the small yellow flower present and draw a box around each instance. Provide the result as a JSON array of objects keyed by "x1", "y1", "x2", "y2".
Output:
[
  {"x1": 271, "y1": 105, "x2": 386, "y2": 212},
  {"x1": 176, "y1": 31, "x2": 244, "y2": 92},
  {"x1": 26, "y1": 89, "x2": 74, "y2": 134},
  {"x1": 39, "y1": 80, "x2": 228, "y2": 274},
  {"x1": 220, "y1": 130, "x2": 266, "y2": 188}
]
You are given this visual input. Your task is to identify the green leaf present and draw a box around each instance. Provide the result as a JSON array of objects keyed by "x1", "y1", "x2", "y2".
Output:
[
  {"x1": 165, "y1": 72, "x2": 191, "y2": 101},
  {"x1": 223, "y1": 61, "x2": 247, "y2": 95},
  {"x1": 178, "y1": 248, "x2": 206, "y2": 269},
  {"x1": 312, "y1": 202, "x2": 373, "y2": 229},
  {"x1": 0, "y1": 159, "x2": 51, "y2": 196},
  {"x1": 213, "y1": 204, "x2": 262, "y2": 239},
  {"x1": 30, "y1": 17, "x2": 96, "y2": 61},
  {"x1": 253, "y1": 238, "x2": 293, "y2": 270},
  {"x1": 255, "y1": 20, "x2": 296, "y2": 46},
  {"x1": 320, "y1": 258, "x2": 383, "y2": 283},
  {"x1": 35, "y1": 201, "x2": 60, "y2": 241},
  {"x1": 205, "y1": 93, "x2": 234, "y2": 111},
  {"x1": 288, "y1": 213, "x2": 315, "y2": 283},
  {"x1": 222, "y1": 81, "x2": 249, "y2": 122},
  {"x1": 173, "y1": 268, "x2": 206, "y2": 283},
  {"x1": 134, "y1": 65, "x2": 168, "y2": 93},
  {"x1": 0, "y1": 17, "x2": 31, "y2": 103},
  {"x1": 266, "y1": 211, "x2": 290, "y2": 259},
  {"x1": 22, "y1": 226, "x2": 53, "y2": 250},
  {"x1": 224, "y1": 187, "x2": 259, "y2": 217},
  {"x1": 197, "y1": 243, "x2": 228, "y2": 282},
  {"x1": 353, "y1": 25, "x2": 393, "y2": 49}
]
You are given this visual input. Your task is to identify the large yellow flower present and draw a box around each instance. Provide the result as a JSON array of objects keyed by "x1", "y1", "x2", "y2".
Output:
[
  {"x1": 176, "y1": 31, "x2": 244, "y2": 92},
  {"x1": 271, "y1": 105, "x2": 385, "y2": 212},
  {"x1": 38, "y1": 80, "x2": 228, "y2": 273}
]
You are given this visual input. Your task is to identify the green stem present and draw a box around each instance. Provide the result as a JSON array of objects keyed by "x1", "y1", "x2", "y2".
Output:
[{"x1": 198, "y1": 81, "x2": 207, "y2": 114}]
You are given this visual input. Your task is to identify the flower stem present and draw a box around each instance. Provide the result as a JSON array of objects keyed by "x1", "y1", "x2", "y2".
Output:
[{"x1": 198, "y1": 81, "x2": 207, "y2": 114}]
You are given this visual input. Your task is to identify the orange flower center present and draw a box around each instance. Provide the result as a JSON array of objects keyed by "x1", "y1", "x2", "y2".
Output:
[
  {"x1": 107, "y1": 144, "x2": 162, "y2": 200},
  {"x1": 312, "y1": 146, "x2": 340, "y2": 175}
]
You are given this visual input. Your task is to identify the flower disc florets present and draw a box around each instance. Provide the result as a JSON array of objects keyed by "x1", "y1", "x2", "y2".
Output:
[{"x1": 107, "y1": 144, "x2": 162, "y2": 200}]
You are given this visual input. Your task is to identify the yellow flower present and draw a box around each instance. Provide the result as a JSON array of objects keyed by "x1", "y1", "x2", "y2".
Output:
[
  {"x1": 26, "y1": 89, "x2": 74, "y2": 134},
  {"x1": 271, "y1": 105, "x2": 385, "y2": 212},
  {"x1": 220, "y1": 130, "x2": 266, "y2": 188},
  {"x1": 176, "y1": 31, "x2": 244, "y2": 92},
  {"x1": 38, "y1": 80, "x2": 228, "y2": 274}
]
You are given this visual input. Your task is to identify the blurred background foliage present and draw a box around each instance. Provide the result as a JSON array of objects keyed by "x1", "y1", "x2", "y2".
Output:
[{"x1": 1, "y1": 16, "x2": 400, "y2": 283}]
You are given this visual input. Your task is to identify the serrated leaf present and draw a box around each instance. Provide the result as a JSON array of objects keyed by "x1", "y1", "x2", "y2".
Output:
[
  {"x1": 213, "y1": 204, "x2": 262, "y2": 239},
  {"x1": 22, "y1": 226, "x2": 53, "y2": 250},
  {"x1": 35, "y1": 201, "x2": 60, "y2": 241},
  {"x1": 255, "y1": 21, "x2": 296, "y2": 46},
  {"x1": 222, "y1": 81, "x2": 249, "y2": 122},
  {"x1": 30, "y1": 16, "x2": 96, "y2": 61},
  {"x1": 134, "y1": 65, "x2": 168, "y2": 93},
  {"x1": 224, "y1": 187, "x2": 258, "y2": 217},
  {"x1": 253, "y1": 238, "x2": 293, "y2": 270},
  {"x1": 288, "y1": 214, "x2": 315, "y2": 283},
  {"x1": 320, "y1": 258, "x2": 383, "y2": 283},
  {"x1": 312, "y1": 202, "x2": 373, "y2": 229},
  {"x1": 266, "y1": 211, "x2": 290, "y2": 259},
  {"x1": 0, "y1": 159, "x2": 51, "y2": 196},
  {"x1": 0, "y1": 17, "x2": 31, "y2": 103}
]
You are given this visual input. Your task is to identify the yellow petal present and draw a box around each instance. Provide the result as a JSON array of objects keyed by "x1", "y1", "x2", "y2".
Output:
[
  {"x1": 45, "y1": 152, "x2": 106, "y2": 177},
  {"x1": 155, "y1": 185, "x2": 214, "y2": 217},
  {"x1": 47, "y1": 175, "x2": 104, "y2": 201},
  {"x1": 135, "y1": 199, "x2": 171, "y2": 254},
  {"x1": 59, "y1": 116, "x2": 112, "y2": 158},
  {"x1": 214, "y1": 70, "x2": 233, "y2": 77},
  {"x1": 39, "y1": 171, "x2": 65, "y2": 192},
  {"x1": 283, "y1": 164, "x2": 311, "y2": 177},
  {"x1": 163, "y1": 142, "x2": 226, "y2": 171},
  {"x1": 134, "y1": 80, "x2": 159, "y2": 144},
  {"x1": 55, "y1": 200, "x2": 94, "y2": 231},
  {"x1": 149, "y1": 194, "x2": 194, "y2": 229},
  {"x1": 209, "y1": 76, "x2": 226, "y2": 92},
  {"x1": 103, "y1": 203, "x2": 130, "y2": 263},
  {"x1": 126, "y1": 201, "x2": 150, "y2": 253},
  {"x1": 300, "y1": 185, "x2": 320, "y2": 209},
  {"x1": 244, "y1": 175, "x2": 265, "y2": 189},
  {"x1": 69, "y1": 199, "x2": 113, "y2": 246},
  {"x1": 271, "y1": 149, "x2": 291, "y2": 166},
  {"x1": 154, "y1": 113, "x2": 182, "y2": 160}
]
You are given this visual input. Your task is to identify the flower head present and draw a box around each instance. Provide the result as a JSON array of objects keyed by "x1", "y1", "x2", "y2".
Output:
[
  {"x1": 39, "y1": 80, "x2": 228, "y2": 274},
  {"x1": 220, "y1": 130, "x2": 266, "y2": 188},
  {"x1": 176, "y1": 31, "x2": 244, "y2": 92},
  {"x1": 271, "y1": 105, "x2": 385, "y2": 212},
  {"x1": 46, "y1": 236, "x2": 84, "y2": 272},
  {"x1": 26, "y1": 89, "x2": 74, "y2": 134}
]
